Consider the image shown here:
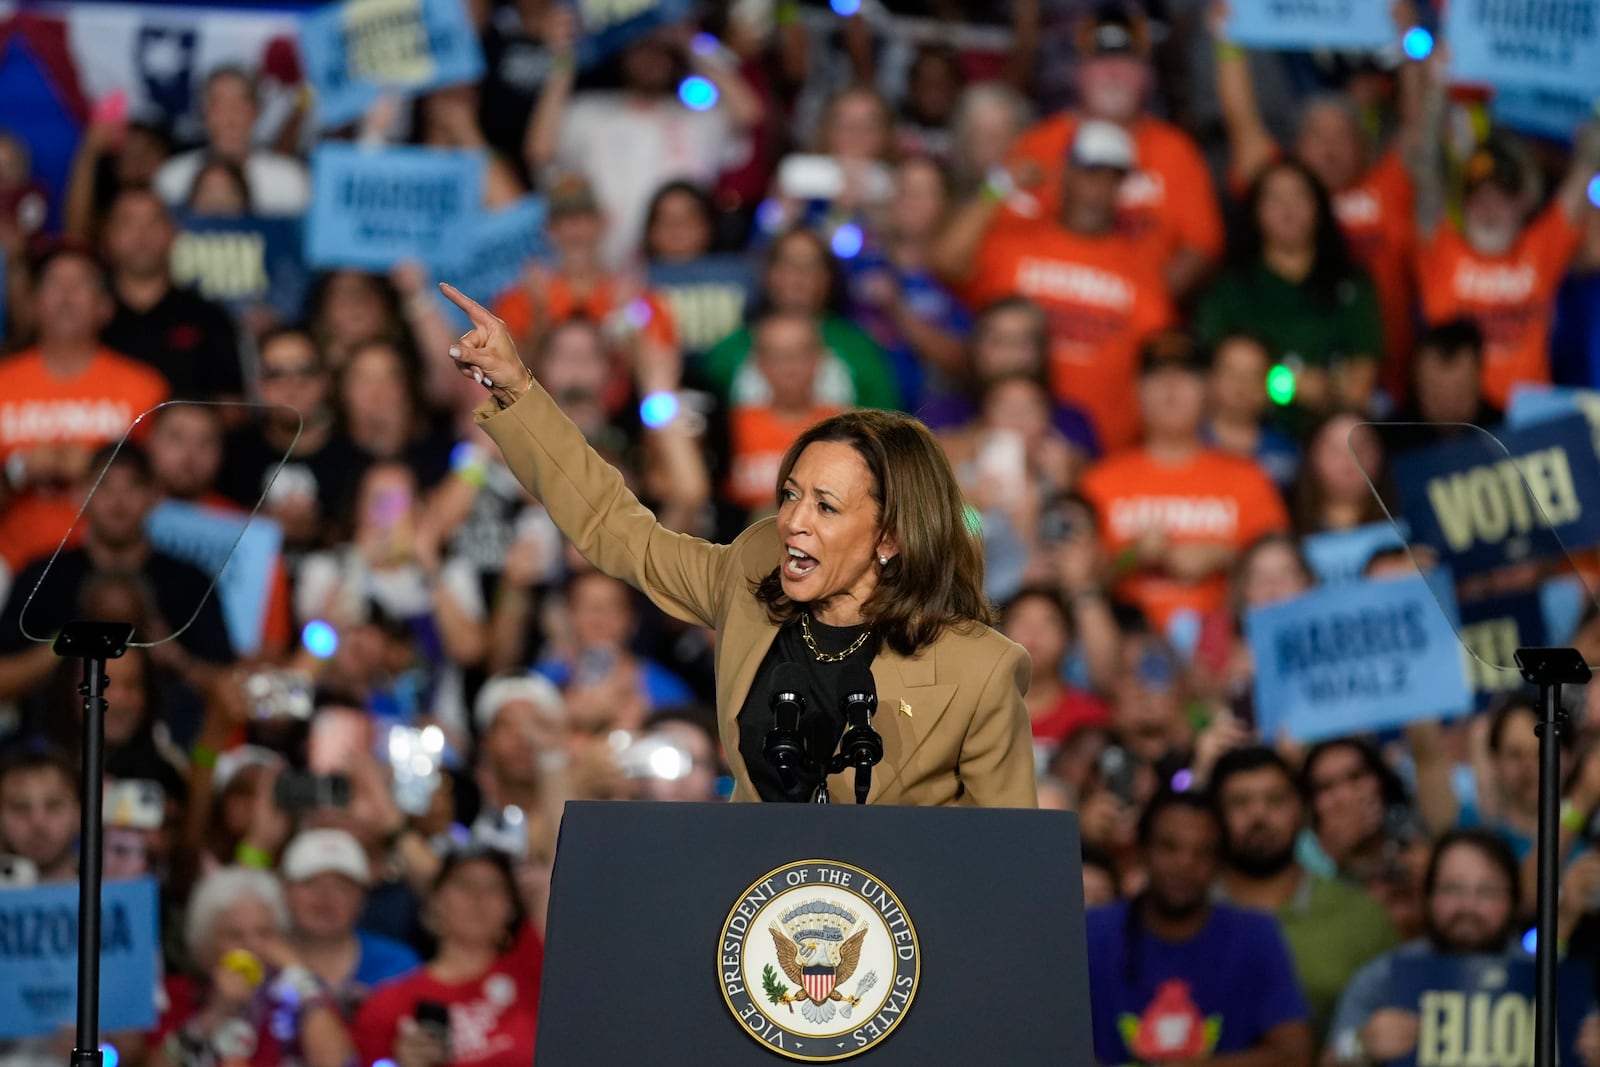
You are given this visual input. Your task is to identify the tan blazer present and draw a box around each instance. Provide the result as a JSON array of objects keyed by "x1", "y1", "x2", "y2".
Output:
[{"x1": 477, "y1": 383, "x2": 1038, "y2": 808}]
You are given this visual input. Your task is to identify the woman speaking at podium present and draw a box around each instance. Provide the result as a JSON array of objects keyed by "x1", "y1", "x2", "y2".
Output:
[{"x1": 438, "y1": 284, "x2": 1035, "y2": 808}]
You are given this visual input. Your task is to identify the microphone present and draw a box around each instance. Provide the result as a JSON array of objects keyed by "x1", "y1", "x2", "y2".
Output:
[
  {"x1": 837, "y1": 663, "x2": 882, "y2": 805},
  {"x1": 763, "y1": 661, "x2": 807, "y2": 792}
]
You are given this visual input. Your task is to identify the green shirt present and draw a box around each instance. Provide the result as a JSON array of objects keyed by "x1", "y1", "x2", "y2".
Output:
[
  {"x1": 1197, "y1": 262, "x2": 1385, "y2": 370},
  {"x1": 1275, "y1": 872, "x2": 1400, "y2": 1045},
  {"x1": 702, "y1": 314, "x2": 903, "y2": 411}
]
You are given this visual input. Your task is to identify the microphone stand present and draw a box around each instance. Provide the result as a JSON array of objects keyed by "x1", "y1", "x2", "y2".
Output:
[
  {"x1": 1514, "y1": 647, "x2": 1590, "y2": 1067},
  {"x1": 54, "y1": 620, "x2": 134, "y2": 1067}
]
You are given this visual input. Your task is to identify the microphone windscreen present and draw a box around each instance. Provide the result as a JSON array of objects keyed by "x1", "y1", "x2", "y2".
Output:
[
  {"x1": 840, "y1": 663, "x2": 876, "y2": 706},
  {"x1": 772, "y1": 660, "x2": 808, "y2": 698}
]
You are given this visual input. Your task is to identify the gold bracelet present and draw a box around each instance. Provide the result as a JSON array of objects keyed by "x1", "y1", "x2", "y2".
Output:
[{"x1": 494, "y1": 367, "x2": 535, "y2": 410}]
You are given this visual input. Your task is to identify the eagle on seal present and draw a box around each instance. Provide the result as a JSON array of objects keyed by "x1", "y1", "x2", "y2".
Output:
[{"x1": 767, "y1": 900, "x2": 870, "y2": 1025}]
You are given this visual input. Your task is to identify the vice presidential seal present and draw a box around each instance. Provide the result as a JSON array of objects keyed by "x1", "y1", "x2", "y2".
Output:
[{"x1": 719, "y1": 859, "x2": 920, "y2": 1062}]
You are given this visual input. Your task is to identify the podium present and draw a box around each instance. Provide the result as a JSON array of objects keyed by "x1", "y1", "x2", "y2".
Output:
[{"x1": 533, "y1": 802, "x2": 1091, "y2": 1065}]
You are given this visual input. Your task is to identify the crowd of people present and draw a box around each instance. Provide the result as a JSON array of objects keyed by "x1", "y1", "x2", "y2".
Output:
[{"x1": 3, "y1": 0, "x2": 1600, "y2": 1062}]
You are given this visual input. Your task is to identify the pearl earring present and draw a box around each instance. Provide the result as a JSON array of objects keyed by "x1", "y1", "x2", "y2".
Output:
[{"x1": 878, "y1": 555, "x2": 889, "y2": 566}]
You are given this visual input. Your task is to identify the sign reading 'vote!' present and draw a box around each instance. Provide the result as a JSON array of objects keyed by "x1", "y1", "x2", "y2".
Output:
[
  {"x1": 1391, "y1": 414, "x2": 1600, "y2": 577},
  {"x1": 1384, "y1": 954, "x2": 1593, "y2": 1067}
]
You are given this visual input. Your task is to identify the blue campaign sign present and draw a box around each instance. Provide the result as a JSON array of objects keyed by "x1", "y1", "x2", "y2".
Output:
[
  {"x1": 1492, "y1": 86, "x2": 1591, "y2": 142},
  {"x1": 576, "y1": 0, "x2": 696, "y2": 68},
  {"x1": 1301, "y1": 520, "x2": 1410, "y2": 585},
  {"x1": 1245, "y1": 576, "x2": 1472, "y2": 743},
  {"x1": 1384, "y1": 954, "x2": 1593, "y2": 1067},
  {"x1": 1458, "y1": 589, "x2": 1547, "y2": 706},
  {"x1": 300, "y1": 0, "x2": 485, "y2": 129},
  {"x1": 1391, "y1": 413, "x2": 1600, "y2": 576},
  {"x1": 1225, "y1": 0, "x2": 1394, "y2": 51},
  {"x1": 0, "y1": 878, "x2": 158, "y2": 1039},
  {"x1": 429, "y1": 195, "x2": 549, "y2": 331},
  {"x1": 169, "y1": 213, "x2": 308, "y2": 320},
  {"x1": 646, "y1": 254, "x2": 755, "y2": 356},
  {"x1": 145, "y1": 500, "x2": 282, "y2": 656},
  {"x1": 305, "y1": 144, "x2": 484, "y2": 270},
  {"x1": 1446, "y1": 0, "x2": 1600, "y2": 95},
  {"x1": 1506, "y1": 383, "x2": 1600, "y2": 446}
]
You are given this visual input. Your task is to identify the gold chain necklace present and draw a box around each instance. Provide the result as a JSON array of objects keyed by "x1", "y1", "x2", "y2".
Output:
[{"x1": 801, "y1": 613, "x2": 872, "y2": 663}]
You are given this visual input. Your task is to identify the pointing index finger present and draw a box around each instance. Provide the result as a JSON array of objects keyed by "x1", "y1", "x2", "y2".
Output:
[{"x1": 439, "y1": 282, "x2": 499, "y2": 330}]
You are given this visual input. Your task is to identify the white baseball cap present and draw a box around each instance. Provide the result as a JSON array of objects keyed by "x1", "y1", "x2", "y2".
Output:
[
  {"x1": 280, "y1": 829, "x2": 371, "y2": 886},
  {"x1": 212, "y1": 745, "x2": 284, "y2": 793},
  {"x1": 1070, "y1": 120, "x2": 1136, "y2": 172},
  {"x1": 474, "y1": 673, "x2": 564, "y2": 735}
]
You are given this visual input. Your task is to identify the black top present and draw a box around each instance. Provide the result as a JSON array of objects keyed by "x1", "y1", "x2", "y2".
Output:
[
  {"x1": 217, "y1": 426, "x2": 369, "y2": 545},
  {"x1": 737, "y1": 615, "x2": 876, "y2": 802},
  {"x1": 102, "y1": 285, "x2": 242, "y2": 398}
]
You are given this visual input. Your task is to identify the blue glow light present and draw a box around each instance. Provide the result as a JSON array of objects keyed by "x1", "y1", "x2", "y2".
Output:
[
  {"x1": 831, "y1": 223, "x2": 864, "y2": 259},
  {"x1": 302, "y1": 620, "x2": 338, "y2": 659},
  {"x1": 690, "y1": 33, "x2": 719, "y2": 56},
  {"x1": 831, "y1": 0, "x2": 862, "y2": 14},
  {"x1": 755, "y1": 198, "x2": 784, "y2": 233},
  {"x1": 375, "y1": 1060, "x2": 398, "y2": 1067},
  {"x1": 640, "y1": 391, "x2": 680, "y2": 428},
  {"x1": 1588, "y1": 174, "x2": 1600, "y2": 208},
  {"x1": 1403, "y1": 27, "x2": 1433, "y2": 61},
  {"x1": 102, "y1": 1046, "x2": 119, "y2": 1067},
  {"x1": 1523, "y1": 927, "x2": 1538, "y2": 954},
  {"x1": 625, "y1": 298, "x2": 653, "y2": 329},
  {"x1": 1171, "y1": 769, "x2": 1195, "y2": 793},
  {"x1": 678, "y1": 76, "x2": 718, "y2": 112}
]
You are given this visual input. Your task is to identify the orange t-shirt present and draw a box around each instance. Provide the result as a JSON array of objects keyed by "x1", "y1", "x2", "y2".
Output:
[
  {"x1": 1079, "y1": 448, "x2": 1289, "y2": 631},
  {"x1": 958, "y1": 222, "x2": 1172, "y2": 452},
  {"x1": 726, "y1": 404, "x2": 843, "y2": 511},
  {"x1": 494, "y1": 274, "x2": 678, "y2": 355},
  {"x1": 1010, "y1": 113, "x2": 1224, "y2": 266},
  {"x1": 1416, "y1": 201, "x2": 1582, "y2": 409},
  {"x1": 1335, "y1": 152, "x2": 1416, "y2": 391},
  {"x1": 0, "y1": 349, "x2": 170, "y2": 570}
]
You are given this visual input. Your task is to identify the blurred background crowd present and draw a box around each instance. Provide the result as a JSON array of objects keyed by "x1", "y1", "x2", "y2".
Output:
[{"x1": 4, "y1": 0, "x2": 1600, "y2": 1063}]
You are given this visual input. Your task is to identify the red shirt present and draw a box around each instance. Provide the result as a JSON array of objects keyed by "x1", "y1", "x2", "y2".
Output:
[
  {"x1": 353, "y1": 926, "x2": 544, "y2": 1067},
  {"x1": 1031, "y1": 688, "x2": 1111, "y2": 745}
]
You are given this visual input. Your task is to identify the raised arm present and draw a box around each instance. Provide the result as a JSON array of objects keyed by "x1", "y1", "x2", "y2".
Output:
[
  {"x1": 1213, "y1": 7, "x2": 1278, "y2": 187},
  {"x1": 1404, "y1": 50, "x2": 1448, "y2": 238},
  {"x1": 1556, "y1": 119, "x2": 1600, "y2": 223},
  {"x1": 931, "y1": 186, "x2": 1005, "y2": 285},
  {"x1": 523, "y1": 6, "x2": 579, "y2": 175},
  {"x1": 441, "y1": 283, "x2": 733, "y2": 629}
]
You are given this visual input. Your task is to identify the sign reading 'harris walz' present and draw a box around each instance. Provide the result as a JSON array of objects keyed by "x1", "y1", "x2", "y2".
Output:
[
  {"x1": 1392, "y1": 414, "x2": 1600, "y2": 577},
  {"x1": 720, "y1": 860, "x2": 920, "y2": 1062}
]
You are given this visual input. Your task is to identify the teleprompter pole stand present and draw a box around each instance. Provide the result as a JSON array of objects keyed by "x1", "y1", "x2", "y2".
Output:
[
  {"x1": 1515, "y1": 647, "x2": 1591, "y2": 1067},
  {"x1": 53, "y1": 621, "x2": 134, "y2": 1067}
]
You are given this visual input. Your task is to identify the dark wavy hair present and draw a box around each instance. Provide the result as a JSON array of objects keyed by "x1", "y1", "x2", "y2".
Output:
[
  {"x1": 751, "y1": 410, "x2": 993, "y2": 655},
  {"x1": 428, "y1": 847, "x2": 528, "y2": 955},
  {"x1": 1423, "y1": 828, "x2": 1522, "y2": 923},
  {"x1": 1230, "y1": 157, "x2": 1359, "y2": 309},
  {"x1": 752, "y1": 227, "x2": 850, "y2": 319}
]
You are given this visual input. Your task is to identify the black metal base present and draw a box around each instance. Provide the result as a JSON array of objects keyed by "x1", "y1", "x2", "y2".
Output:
[{"x1": 1515, "y1": 647, "x2": 1591, "y2": 1067}]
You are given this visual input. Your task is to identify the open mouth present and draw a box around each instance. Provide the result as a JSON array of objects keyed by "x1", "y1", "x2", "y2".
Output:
[{"x1": 784, "y1": 545, "x2": 819, "y2": 578}]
